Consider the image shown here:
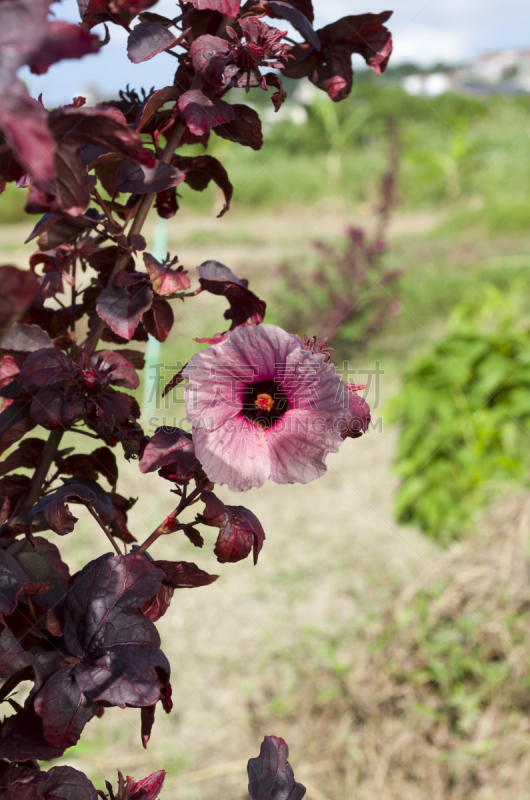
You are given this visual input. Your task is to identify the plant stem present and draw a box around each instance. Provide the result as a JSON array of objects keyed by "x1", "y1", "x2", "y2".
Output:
[
  {"x1": 134, "y1": 485, "x2": 202, "y2": 556},
  {"x1": 11, "y1": 429, "x2": 64, "y2": 525},
  {"x1": 83, "y1": 118, "x2": 187, "y2": 359},
  {"x1": 85, "y1": 504, "x2": 123, "y2": 555}
]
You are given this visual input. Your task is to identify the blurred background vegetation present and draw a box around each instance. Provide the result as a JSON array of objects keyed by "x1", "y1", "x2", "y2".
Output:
[{"x1": 4, "y1": 71, "x2": 530, "y2": 798}]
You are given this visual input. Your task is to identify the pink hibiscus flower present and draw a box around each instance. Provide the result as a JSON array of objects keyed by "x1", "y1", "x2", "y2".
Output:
[{"x1": 183, "y1": 324, "x2": 359, "y2": 492}]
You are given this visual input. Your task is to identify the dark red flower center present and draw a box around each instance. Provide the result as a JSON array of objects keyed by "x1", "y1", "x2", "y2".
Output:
[{"x1": 241, "y1": 380, "x2": 290, "y2": 429}]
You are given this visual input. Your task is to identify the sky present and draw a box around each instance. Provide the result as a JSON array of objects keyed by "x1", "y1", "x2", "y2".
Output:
[{"x1": 21, "y1": 0, "x2": 530, "y2": 106}]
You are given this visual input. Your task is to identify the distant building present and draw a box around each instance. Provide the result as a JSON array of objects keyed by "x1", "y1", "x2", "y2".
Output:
[{"x1": 402, "y1": 50, "x2": 530, "y2": 97}]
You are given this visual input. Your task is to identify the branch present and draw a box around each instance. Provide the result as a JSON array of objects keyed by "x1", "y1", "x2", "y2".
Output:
[
  {"x1": 85, "y1": 503, "x2": 123, "y2": 555},
  {"x1": 10, "y1": 429, "x2": 64, "y2": 525}
]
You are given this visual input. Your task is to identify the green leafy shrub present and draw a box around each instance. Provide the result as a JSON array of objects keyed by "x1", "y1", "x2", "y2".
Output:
[{"x1": 390, "y1": 283, "x2": 530, "y2": 542}]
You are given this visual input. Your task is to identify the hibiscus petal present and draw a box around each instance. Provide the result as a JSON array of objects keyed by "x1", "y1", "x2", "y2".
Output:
[
  {"x1": 193, "y1": 415, "x2": 271, "y2": 491},
  {"x1": 267, "y1": 408, "x2": 343, "y2": 484}
]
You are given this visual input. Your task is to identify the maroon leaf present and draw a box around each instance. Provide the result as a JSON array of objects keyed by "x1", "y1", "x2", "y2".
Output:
[
  {"x1": 199, "y1": 491, "x2": 227, "y2": 527},
  {"x1": 140, "y1": 560, "x2": 218, "y2": 621},
  {"x1": 43, "y1": 765, "x2": 98, "y2": 800},
  {"x1": 115, "y1": 160, "x2": 185, "y2": 194},
  {"x1": 0, "y1": 550, "x2": 52, "y2": 617},
  {"x1": 264, "y1": 72, "x2": 287, "y2": 111},
  {"x1": 49, "y1": 106, "x2": 155, "y2": 170},
  {"x1": 214, "y1": 505, "x2": 266, "y2": 564},
  {"x1": 0, "y1": 323, "x2": 53, "y2": 353},
  {"x1": 26, "y1": 483, "x2": 97, "y2": 537},
  {"x1": 137, "y1": 86, "x2": 180, "y2": 133},
  {"x1": 0, "y1": 622, "x2": 42, "y2": 685},
  {"x1": 0, "y1": 705, "x2": 65, "y2": 761},
  {"x1": 25, "y1": 212, "x2": 97, "y2": 249},
  {"x1": 127, "y1": 21, "x2": 181, "y2": 63},
  {"x1": 215, "y1": 104, "x2": 263, "y2": 150},
  {"x1": 63, "y1": 554, "x2": 169, "y2": 707},
  {"x1": 155, "y1": 187, "x2": 178, "y2": 218},
  {"x1": 248, "y1": 736, "x2": 306, "y2": 800},
  {"x1": 173, "y1": 155, "x2": 233, "y2": 217},
  {"x1": 190, "y1": 35, "x2": 232, "y2": 88},
  {"x1": 78, "y1": 0, "x2": 159, "y2": 29},
  {"x1": 0, "y1": 437, "x2": 45, "y2": 478},
  {"x1": 34, "y1": 666, "x2": 98, "y2": 750},
  {"x1": 19, "y1": 349, "x2": 76, "y2": 389},
  {"x1": 143, "y1": 297, "x2": 174, "y2": 343},
  {"x1": 196, "y1": 260, "x2": 266, "y2": 335},
  {"x1": 90, "y1": 350, "x2": 140, "y2": 389},
  {"x1": 30, "y1": 387, "x2": 86, "y2": 430},
  {"x1": 139, "y1": 427, "x2": 200, "y2": 479},
  {"x1": 27, "y1": 21, "x2": 99, "y2": 75},
  {"x1": 178, "y1": 89, "x2": 235, "y2": 137},
  {"x1": 7, "y1": 536, "x2": 70, "y2": 621},
  {"x1": 97, "y1": 284, "x2": 153, "y2": 341},
  {"x1": 0, "y1": 267, "x2": 40, "y2": 340},
  {"x1": 188, "y1": 0, "x2": 240, "y2": 16},
  {"x1": 267, "y1": 1, "x2": 320, "y2": 49},
  {"x1": 284, "y1": 12, "x2": 392, "y2": 102},
  {"x1": 143, "y1": 253, "x2": 190, "y2": 295},
  {"x1": 0, "y1": 402, "x2": 35, "y2": 457}
]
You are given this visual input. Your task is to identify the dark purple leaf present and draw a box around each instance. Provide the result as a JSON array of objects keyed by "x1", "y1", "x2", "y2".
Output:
[
  {"x1": 178, "y1": 89, "x2": 235, "y2": 137},
  {"x1": 25, "y1": 212, "x2": 97, "y2": 249},
  {"x1": 90, "y1": 350, "x2": 140, "y2": 389},
  {"x1": 0, "y1": 402, "x2": 35, "y2": 457},
  {"x1": 137, "y1": 86, "x2": 180, "y2": 133},
  {"x1": 64, "y1": 478, "x2": 114, "y2": 527},
  {"x1": 0, "y1": 623, "x2": 41, "y2": 683},
  {"x1": 214, "y1": 505, "x2": 266, "y2": 564},
  {"x1": 196, "y1": 261, "x2": 266, "y2": 336},
  {"x1": 143, "y1": 253, "x2": 190, "y2": 295},
  {"x1": 0, "y1": 324, "x2": 53, "y2": 354},
  {"x1": 155, "y1": 187, "x2": 178, "y2": 219},
  {"x1": 27, "y1": 21, "x2": 99, "y2": 74},
  {"x1": 188, "y1": 0, "x2": 240, "y2": 16},
  {"x1": 139, "y1": 427, "x2": 198, "y2": 475},
  {"x1": 140, "y1": 560, "x2": 218, "y2": 621},
  {"x1": 115, "y1": 160, "x2": 185, "y2": 194},
  {"x1": 267, "y1": 1, "x2": 320, "y2": 49},
  {"x1": 49, "y1": 106, "x2": 155, "y2": 170},
  {"x1": 19, "y1": 349, "x2": 75, "y2": 389},
  {"x1": 215, "y1": 104, "x2": 263, "y2": 150},
  {"x1": 34, "y1": 666, "x2": 98, "y2": 750},
  {"x1": 0, "y1": 705, "x2": 65, "y2": 761},
  {"x1": 143, "y1": 297, "x2": 174, "y2": 343},
  {"x1": 6, "y1": 536, "x2": 70, "y2": 621},
  {"x1": 42, "y1": 765, "x2": 98, "y2": 800},
  {"x1": 248, "y1": 736, "x2": 306, "y2": 800},
  {"x1": 127, "y1": 21, "x2": 180, "y2": 63},
  {"x1": 173, "y1": 155, "x2": 233, "y2": 217},
  {"x1": 0, "y1": 549, "x2": 51, "y2": 617},
  {"x1": 78, "y1": 0, "x2": 159, "y2": 29},
  {"x1": 0, "y1": 267, "x2": 40, "y2": 340},
  {"x1": 30, "y1": 387, "x2": 86, "y2": 430},
  {"x1": 97, "y1": 284, "x2": 153, "y2": 341},
  {"x1": 64, "y1": 554, "x2": 169, "y2": 706},
  {"x1": 0, "y1": 438, "x2": 45, "y2": 478},
  {"x1": 26, "y1": 483, "x2": 97, "y2": 537},
  {"x1": 190, "y1": 35, "x2": 232, "y2": 88},
  {"x1": 199, "y1": 491, "x2": 228, "y2": 527},
  {"x1": 264, "y1": 72, "x2": 287, "y2": 111}
]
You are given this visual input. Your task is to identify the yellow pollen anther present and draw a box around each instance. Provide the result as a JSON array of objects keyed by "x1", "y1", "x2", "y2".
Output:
[{"x1": 255, "y1": 393, "x2": 274, "y2": 412}]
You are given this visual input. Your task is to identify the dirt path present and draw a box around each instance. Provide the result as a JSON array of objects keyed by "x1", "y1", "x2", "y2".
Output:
[{"x1": 56, "y1": 396, "x2": 438, "y2": 799}]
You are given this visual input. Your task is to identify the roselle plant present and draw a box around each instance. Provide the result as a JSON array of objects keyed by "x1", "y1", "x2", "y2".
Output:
[{"x1": 0, "y1": 0, "x2": 392, "y2": 793}]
